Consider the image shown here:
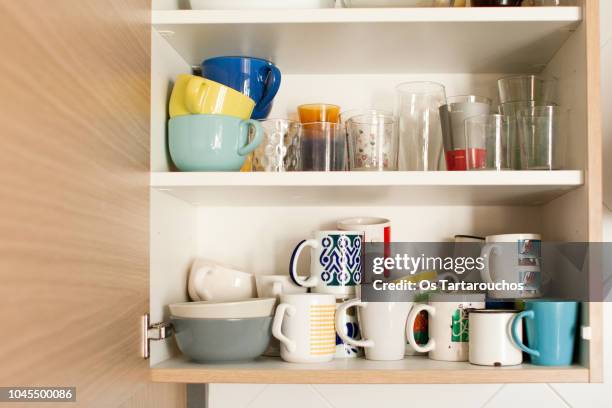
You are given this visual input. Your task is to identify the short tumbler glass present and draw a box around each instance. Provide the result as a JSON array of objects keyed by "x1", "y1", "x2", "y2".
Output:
[
  {"x1": 347, "y1": 112, "x2": 398, "y2": 171},
  {"x1": 299, "y1": 122, "x2": 346, "y2": 171},
  {"x1": 465, "y1": 114, "x2": 515, "y2": 171},
  {"x1": 517, "y1": 106, "x2": 567, "y2": 170}
]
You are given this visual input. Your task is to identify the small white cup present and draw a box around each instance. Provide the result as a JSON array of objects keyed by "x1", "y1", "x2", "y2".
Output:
[
  {"x1": 255, "y1": 275, "x2": 307, "y2": 299},
  {"x1": 188, "y1": 259, "x2": 256, "y2": 302}
]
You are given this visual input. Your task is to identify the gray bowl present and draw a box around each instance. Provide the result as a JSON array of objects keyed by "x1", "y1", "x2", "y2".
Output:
[{"x1": 171, "y1": 316, "x2": 272, "y2": 363}]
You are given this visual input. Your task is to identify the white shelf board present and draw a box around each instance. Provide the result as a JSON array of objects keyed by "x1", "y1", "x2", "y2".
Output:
[
  {"x1": 152, "y1": 7, "x2": 582, "y2": 74},
  {"x1": 150, "y1": 355, "x2": 589, "y2": 384},
  {"x1": 150, "y1": 170, "x2": 583, "y2": 206}
]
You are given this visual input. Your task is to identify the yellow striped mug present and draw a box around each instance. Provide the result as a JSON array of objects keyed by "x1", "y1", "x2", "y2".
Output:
[{"x1": 272, "y1": 293, "x2": 336, "y2": 363}]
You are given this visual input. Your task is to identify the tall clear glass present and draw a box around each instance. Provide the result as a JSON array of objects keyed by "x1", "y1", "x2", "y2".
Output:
[{"x1": 396, "y1": 81, "x2": 447, "y2": 171}]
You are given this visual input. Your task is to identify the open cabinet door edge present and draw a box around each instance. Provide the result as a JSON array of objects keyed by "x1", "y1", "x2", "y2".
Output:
[{"x1": 0, "y1": 1, "x2": 185, "y2": 406}]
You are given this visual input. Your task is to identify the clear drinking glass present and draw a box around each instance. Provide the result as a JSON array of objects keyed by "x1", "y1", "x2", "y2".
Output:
[
  {"x1": 497, "y1": 75, "x2": 558, "y2": 104},
  {"x1": 499, "y1": 101, "x2": 556, "y2": 170},
  {"x1": 465, "y1": 114, "x2": 515, "y2": 171},
  {"x1": 396, "y1": 81, "x2": 447, "y2": 171},
  {"x1": 299, "y1": 122, "x2": 346, "y2": 171},
  {"x1": 252, "y1": 119, "x2": 301, "y2": 172},
  {"x1": 346, "y1": 112, "x2": 398, "y2": 171},
  {"x1": 517, "y1": 106, "x2": 567, "y2": 170},
  {"x1": 440, "y1": 95, "x2": 492, "y2": 171}
]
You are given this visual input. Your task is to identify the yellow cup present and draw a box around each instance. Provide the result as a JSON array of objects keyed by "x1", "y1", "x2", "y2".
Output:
[{"x1": 169, "y1": 74, "x2": 255, "y2": 119}]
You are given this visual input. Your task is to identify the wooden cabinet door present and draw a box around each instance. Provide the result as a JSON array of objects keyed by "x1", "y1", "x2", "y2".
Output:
[{"x1": 0, "y1": 1, "x2": 184, "y2": 407}]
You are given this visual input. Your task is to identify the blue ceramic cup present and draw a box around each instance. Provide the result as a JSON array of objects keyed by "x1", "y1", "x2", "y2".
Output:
[
  {"x1": 201, "y1": 56, "x2": 281, "y2": 120},
  {"x1": 169, "y1": 114, "x2": 263, "y2": 171},
  {"x1": 511, "y1": 300, "x2": 579, "y2": 366}
]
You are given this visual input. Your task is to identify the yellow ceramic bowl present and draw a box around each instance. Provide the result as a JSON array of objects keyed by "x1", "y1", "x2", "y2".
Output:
[{"x1": 169, "y1": 74, "x2": 255, "y2": 119}]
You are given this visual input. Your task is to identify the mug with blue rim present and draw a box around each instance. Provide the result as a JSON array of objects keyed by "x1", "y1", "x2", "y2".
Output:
[
  {"x1": 511, "y1": 300, "x2": 579, "y2": 366},
  {"x1": 201, "y1": 56, "x2": 281, "y2": 120}
]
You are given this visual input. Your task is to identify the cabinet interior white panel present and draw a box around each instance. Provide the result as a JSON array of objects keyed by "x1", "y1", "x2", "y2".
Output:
[
  {"x1": 150, "y1": 189, "x2": 197, "y2": 365},
  {"x1": 151, "y1": 30, "x2": 192, "y2": 172}
]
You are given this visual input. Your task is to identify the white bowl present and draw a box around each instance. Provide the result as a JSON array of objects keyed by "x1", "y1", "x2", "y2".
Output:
[
  {"x1": 190, "y1": 0, "x2": 336, "y2": 9},
  {"x1": 169, "y1": 298, "x2": 276, "y2": 319},
  {"x1": 188, "y1": 259, "x2": 256, "y2": 302}
]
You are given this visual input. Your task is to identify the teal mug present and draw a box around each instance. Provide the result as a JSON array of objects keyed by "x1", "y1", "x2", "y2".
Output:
[
  {"x1": 169, "y1": 114, "x2": 263, "y2": 171},
  {"x1": 511, "y1": 300, "x2": 579, "y2": 366}
]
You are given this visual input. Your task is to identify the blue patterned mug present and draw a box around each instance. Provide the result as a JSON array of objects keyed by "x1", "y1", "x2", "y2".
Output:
[{"x1": 289, "y1": 230, "x2": 363, "y2": 298}]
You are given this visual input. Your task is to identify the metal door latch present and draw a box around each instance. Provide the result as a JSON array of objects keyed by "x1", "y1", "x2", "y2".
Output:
[{"x1": 142, "y1": 313, "x2": 174, "y2": 359}]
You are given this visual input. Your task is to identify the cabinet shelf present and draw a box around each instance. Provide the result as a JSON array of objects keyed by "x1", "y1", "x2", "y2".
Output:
[
  {"x1": 152, "y1": 7, "x2": 581, "y2": 74},
  {"x1": 150, "y1": 170, "x2": 583, "y2": 206},
  {"x1": 150, "y1": 356, "x2": 589, "y2": 384}
]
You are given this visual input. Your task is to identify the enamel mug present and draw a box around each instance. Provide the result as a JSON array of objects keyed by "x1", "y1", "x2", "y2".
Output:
[
  {"x1": 336, "y1": 296, "x2": 414, "y2": 361},
  {"x1": 290, "y1": 230, "x2": 363, "y2": 298},
  {"x1": 272, "y1": 294, "x2": 336, "y2": 363},
  {"x1": 469, "y1": 309, "x2": 523, "y2": 366},
  {"x1": 480, "y1": 233, "x2": 542, "y2": 299},
  {"x1": 511, "y1": 300, "x2": 578, "y2": 366},
  {"x1": 407, "y1": 293, "x2": 485, "y2": 362}
]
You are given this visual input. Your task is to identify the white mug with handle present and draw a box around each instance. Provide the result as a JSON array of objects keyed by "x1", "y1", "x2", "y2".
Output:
[
  {"x1": 336, "y1": 298, "x2": 413, "y2": 361},
  {"x1": 188, "y1": 259, "x2": 256, "y2": 301},
  {"x1": 289, "y1": 230, "x2": 363, "y2": 298},
  {"x1": 272, "y1": 293, "x2": 336, "y2": 363},
  {"x1": 406, "y1": 293, "x2": 485, "y2": 362},
  {"x1": 480, "y1": 233, "x2": 542, "y2": 299}
]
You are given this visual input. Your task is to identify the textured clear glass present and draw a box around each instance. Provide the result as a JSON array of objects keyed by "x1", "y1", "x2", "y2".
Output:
[
  {"x1": 347, "y1": 112, "x2": 398, "y2": 171},
  {"x1": 396, "y1": 81, "x2": 447, "y2": 171},
  {"x1": 252, "y1": 119, "x2": 301, "y2": 172}
]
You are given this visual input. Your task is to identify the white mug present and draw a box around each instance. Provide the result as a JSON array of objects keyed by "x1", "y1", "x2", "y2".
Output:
[
  {"x1": 256, "y1": 275, "x2": 307, "y2": 357},
  {"x1": 255, "y1": 275, "x2": 307, "y2": 299},
  {"x1": 407, "y1": 293, "x2": 485, "y2": 362},
  {"x1": 480, "y1": 233, "x2": 542, "y2": 299},
  {"x1": 469, "y1": 309, "x2": 523, "y2": 366},
  {"x1": 290, "y1": 230, "x2": 363, "y2": 298},
  {"x1": 337, "y1": 217, "x2": 391, "y2": 243},
  {"x1": 336, "y1": 297, "x2": 414, "y2": 361},
  {"x1": 188, "y1": 259, "x2": 256, "y2": 301},
  {"x1": 272, "y1": 293, "x2": 336, "y2": 363}
]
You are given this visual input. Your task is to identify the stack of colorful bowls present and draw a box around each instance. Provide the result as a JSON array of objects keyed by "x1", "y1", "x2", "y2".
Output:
[{"x1": 167, "y1": 56, "x2": 282, "y2": 172}]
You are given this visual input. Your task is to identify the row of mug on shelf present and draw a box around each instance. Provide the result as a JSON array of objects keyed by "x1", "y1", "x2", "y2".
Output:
[
  {"x1": 187, "y1": 0, "x2": 569, "y2": 10},
  {"x1": 168, "y1": 73, "x2": 566, "y2": 172},
  {"x1": 171, "y1": 268, "x2": 578, "y2": 367}
]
